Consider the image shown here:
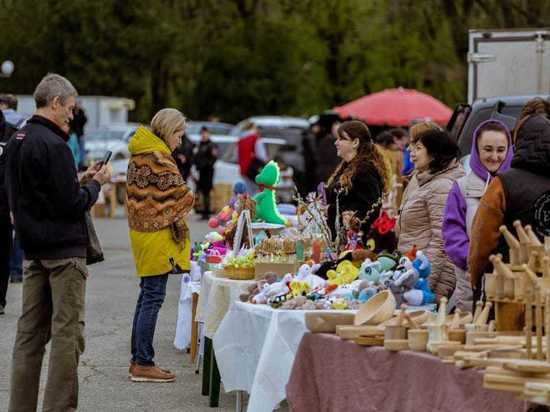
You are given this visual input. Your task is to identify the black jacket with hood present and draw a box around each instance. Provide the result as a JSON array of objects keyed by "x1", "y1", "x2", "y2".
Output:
[
  {"x1": 5, "y1": 115, "x2": 101, "y2": 259},
  {"x1": 499, "y1": 114, "x2": 550, "y2": 238}
]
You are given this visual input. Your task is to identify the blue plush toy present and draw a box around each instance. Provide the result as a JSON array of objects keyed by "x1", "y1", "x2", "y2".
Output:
[{"x1": 404, "y1": 251, "x2": 436, "y2": 305}]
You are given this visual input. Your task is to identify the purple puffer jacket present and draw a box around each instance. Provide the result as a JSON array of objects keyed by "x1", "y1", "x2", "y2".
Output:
[{"x1": 442, "y1": 119, "x2": 513, "y2": 270}]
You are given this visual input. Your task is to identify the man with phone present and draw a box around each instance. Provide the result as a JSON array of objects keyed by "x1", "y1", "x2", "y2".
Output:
[{"x1": 5, "y1": 74, "x2": 111, "y2": 412}]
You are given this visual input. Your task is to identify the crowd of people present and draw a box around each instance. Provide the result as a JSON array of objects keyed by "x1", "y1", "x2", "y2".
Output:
[{"x1": 0, "y1": 72, "x2": 549, "y2": 411}]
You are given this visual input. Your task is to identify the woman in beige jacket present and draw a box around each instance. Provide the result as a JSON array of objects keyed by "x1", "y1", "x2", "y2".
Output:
[{"x1": 397, "y1": 125, "x2": 464, "y2": 301}]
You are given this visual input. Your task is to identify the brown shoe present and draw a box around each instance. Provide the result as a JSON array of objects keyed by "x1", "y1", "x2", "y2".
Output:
[
  {"x1": 129, "y1": 361, "x2": 136, "y2": 378},
  {"x1": 131, "y1": 365, "x2": 176, "y2": 383}
]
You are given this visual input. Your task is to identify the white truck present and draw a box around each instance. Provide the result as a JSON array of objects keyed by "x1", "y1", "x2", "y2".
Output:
[
  {"x1": 15, "y1": 95, "x2": 135, "y2": 133},
  {"x1": 467, "y1": 29, "x2": 550, "y2": 104}
]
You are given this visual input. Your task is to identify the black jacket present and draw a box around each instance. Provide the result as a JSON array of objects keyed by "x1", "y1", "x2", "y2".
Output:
[
  {"x1": 326, "y1": 162, "x2": 384, "y2": 243},
  {"x1": 0, "y1": 111, "x2": 19, "y2": 221},
  {"x1": 6, "y1": 115, "x2": 101, "y2": 259},
  {"x1": 500, "y1": 114, "x2": 550, "y2": 238},
  {"x1": 173, "y1": 135, "x2": 194, "y2": 180},
  {"x1": 194, "y1": 140, "x2": 218, "y2": 190}
]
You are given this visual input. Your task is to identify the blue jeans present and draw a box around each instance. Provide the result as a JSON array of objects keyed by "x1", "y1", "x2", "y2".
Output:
[
  {"x1": 130, "y1": 274, "x2": 169, "y2": 366},
  {"x1": 10, "y1": 232, "x2": 24, "y2": 279}
]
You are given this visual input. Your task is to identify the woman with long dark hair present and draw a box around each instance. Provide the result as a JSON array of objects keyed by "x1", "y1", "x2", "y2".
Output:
[{"x1": 326, "y1": 120, "x2": 390, "y2": 249}]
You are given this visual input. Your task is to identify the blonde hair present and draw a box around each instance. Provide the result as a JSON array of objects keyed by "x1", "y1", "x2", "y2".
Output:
[
  {"x1": 151, "y1": 108, "x2": 186, "y2": 142},
  {"x1": 409, "y1": 121, "x2": 443, "y2": 143}
]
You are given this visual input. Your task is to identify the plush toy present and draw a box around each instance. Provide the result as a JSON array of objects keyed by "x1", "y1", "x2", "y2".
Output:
[
  {"x1": 403, "y1": 251, "x2": 436, "y2": 306},
  {"x1": 294, "y1": 264, "x2": 326, "y2": 290},
  {"x1": 327, "y1": 260, "x2": 359, "y2": 286},
  {"x1": 364, "y1": 211, "x2": 397, "y2": 253},
  {"x1": 253, "y1": 160, "x2": 288, "y2": 225},
  {"x1": 359, "y1": 259, "x2": 382, "y2": 283},
  {"x1": 253, "y1": 273, "x2": 293, "y2": 304},
  {"x1": 315, "y1": 249, "x2": 377, "y2": 279},
  {"x1": 240, "y1": 272, "x2": 277, "y2": 302}
]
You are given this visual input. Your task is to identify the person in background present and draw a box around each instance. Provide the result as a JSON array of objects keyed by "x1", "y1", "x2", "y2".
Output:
[
  {"x1": 390, "y1": 127, "x2": 413, "y2": 176},
  {"x1": 7, "y1": 74, "x2": 110, "y2": 411},
  {"x1": 237, "y1": 121, "x2": 266, "y2": 193},
  {"x1": 326, "y1": 120, "x2": 389, "y2": 247},
  {"x1": 397, "y1": 122, "x2": 464, "y2": 302},
  {"x1": 0, "y1": 94, "x2": 26, "y2": 130},
  {"x1": 173, "y1": 131, "x2": 195, "y2": 182},
  {"x1": 70, "y1": 104, "x2": 87, "y2": 170},
  {"x1": 469, "y1": 99, "x2": 550, "y2": 309},
  {"x1": 274, "y1": 155, "x2": 295, "y2": 204},
  {"x1": 126, "y1": 108, "x2": 194, "y2": 383},
  {"x1": 375, "y1": 130, "x2": 402, "y2": 184},
  {"x1": 0, "y1": 94, "x2": 25, "y2": 285},
  {"x1": 194, "y1": 126, "x2": 218, "y2": 219},
  {"x1": 0, "y1": 110, "x2": 11, "y2": 314},
  {"x1": 443, "y1": 120, "x2": 513, "y2": 312}
]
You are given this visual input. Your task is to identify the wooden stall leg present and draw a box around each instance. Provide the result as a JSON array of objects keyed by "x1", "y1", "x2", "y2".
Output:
[
  {"x1": 202, "y1": 337, "x2": 212, "y2": 396},
  {"x1": 209, "y1": 348, "x2": 221, "y2": 407},
  {"x1": 190, "y1": 293, "x2": 199, "y2": 363}
]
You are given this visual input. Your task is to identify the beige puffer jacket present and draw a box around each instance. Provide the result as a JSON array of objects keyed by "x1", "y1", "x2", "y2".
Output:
[{"x1": 397, "y1": 160, "x2": 465, "y2": 299}]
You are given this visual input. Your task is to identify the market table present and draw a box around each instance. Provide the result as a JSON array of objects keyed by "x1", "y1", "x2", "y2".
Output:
[
  {"x1": 213, "y1": 301, "x2": 355, "y2": 412},
  {"x1": 286, "y1": 332, "x2": 528, "y2": 412},
  {"x1": 196, "y1": 271, "x2": 257, "y2": 407}
]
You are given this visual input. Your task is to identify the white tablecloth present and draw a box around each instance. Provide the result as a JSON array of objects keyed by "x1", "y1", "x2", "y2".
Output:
[
  {"x1": 174, "y1": 261, "x2": 202, "y2": 350},
  {"x1": 196, "y1": 271, "x2": 257, "y2": 339},
  {"x1": 213, "y1": 301, "x2": 355, "y2": 412}
]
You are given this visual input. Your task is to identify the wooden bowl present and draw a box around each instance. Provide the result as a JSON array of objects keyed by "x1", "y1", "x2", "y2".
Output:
[
  {"x1": 382, "y1": 310, "x2": 430, "y2": 327},
  {"x1": 384, "y1": 339, "x2": 409, "y2": 352},
  {"x1": 384, "y1": 325, "x2": 407, "y2": 340},
  {"x1": 408, "y1": 329, "x2": 429, "y2": 352},
  {"x1": 448, "y1": 329, "x2": 466, "y2": 344},
  {"x1": 305, "y1": 312, "x2": 355, "y2": 333},
  {"x1": 354, "y1": 290, "x2": 396, "y2": 326}
]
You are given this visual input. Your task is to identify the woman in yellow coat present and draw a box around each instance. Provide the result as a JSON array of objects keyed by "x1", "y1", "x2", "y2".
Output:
[{"x1": 126, "y1": 108, "x2": 194, "y2": 382}]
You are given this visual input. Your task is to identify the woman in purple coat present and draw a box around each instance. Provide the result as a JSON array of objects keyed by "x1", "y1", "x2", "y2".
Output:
[{"x1": 442, "y1": 119, "x2": 513, "y2": 312}]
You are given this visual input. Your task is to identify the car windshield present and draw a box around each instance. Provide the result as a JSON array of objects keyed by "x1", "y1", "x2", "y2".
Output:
[{"x1": 86, "y1": 130, "x2": 128, "y2": 141}]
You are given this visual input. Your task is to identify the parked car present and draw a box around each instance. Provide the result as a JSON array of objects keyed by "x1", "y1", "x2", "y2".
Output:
[
  {"x1": 447, "y1": 94, "x2": 550, "y2": 171},
  {"x1": 84, "y1": 123, "x2": 139, "y2": 164},
  {"x1": 230, "y1": 116, "x2": 310, "y2": 194},
  {"x1": 186, "y1": 120, "x2": 234, "y2": 141}
]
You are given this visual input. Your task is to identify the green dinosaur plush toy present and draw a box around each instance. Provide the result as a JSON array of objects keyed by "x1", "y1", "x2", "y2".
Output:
[{"x1": 253, "y1": 160, "x2": 288, "y2": 225}]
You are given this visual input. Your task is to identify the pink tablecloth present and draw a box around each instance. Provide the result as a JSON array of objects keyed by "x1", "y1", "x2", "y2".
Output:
[{"x1": 286, "y1": 333, "x2": 527, "y2": 412}]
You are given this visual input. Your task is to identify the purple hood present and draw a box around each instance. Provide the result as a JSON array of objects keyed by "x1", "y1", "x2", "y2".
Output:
[{"x1": 469, "y1": 119, "x2": 514, "y2": 181}]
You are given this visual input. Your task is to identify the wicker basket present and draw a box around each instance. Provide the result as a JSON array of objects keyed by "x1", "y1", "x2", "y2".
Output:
[{"x1": 220, "y1": 266, "x2": 256, "y2": 280}]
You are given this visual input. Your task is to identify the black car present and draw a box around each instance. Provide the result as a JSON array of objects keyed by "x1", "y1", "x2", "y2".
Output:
[{"x1": 447, "y1": 94, "x2": 550, "y2": 162}]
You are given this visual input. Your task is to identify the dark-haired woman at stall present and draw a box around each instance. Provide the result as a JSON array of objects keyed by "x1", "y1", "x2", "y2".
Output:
[
  {"x1": 326, "y1": 120, "x2": 390, "y2": 250},
  {"x1": 397, "y1": 123, "x2": 464, "y2": 302}
]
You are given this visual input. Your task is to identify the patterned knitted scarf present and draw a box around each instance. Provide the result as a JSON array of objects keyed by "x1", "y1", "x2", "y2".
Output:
[{"x1": 126, "y1": 146, "x2": 194, "y2": 242}]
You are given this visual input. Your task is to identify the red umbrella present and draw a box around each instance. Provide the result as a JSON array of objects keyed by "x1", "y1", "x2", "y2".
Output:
[{"x1": 333, "y1": 87, "x2": 453, "y2": 126}]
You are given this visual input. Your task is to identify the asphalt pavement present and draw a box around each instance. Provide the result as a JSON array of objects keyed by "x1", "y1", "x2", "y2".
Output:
[{"x1": 0, "y1": 213, "x2": 236, "y2": 411}]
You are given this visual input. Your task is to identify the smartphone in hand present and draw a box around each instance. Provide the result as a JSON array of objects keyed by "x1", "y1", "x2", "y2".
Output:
[{"x1": 98, "y1": 150, "x2": 112, "y2": 167}]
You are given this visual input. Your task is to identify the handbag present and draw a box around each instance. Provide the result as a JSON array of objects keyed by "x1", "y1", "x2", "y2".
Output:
[{"x1": 85, "y1": 211, "x2": 104, "y2": 265}]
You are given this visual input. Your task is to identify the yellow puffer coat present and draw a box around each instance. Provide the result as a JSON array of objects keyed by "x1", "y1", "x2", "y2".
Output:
[{"x1": 126, "y1": 126, "x2": 193, "y2": 276}]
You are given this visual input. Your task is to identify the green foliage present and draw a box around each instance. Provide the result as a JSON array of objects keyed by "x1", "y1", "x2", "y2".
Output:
[{"x1": 1, "y1": 0, "x2": 549, "y2": 123}]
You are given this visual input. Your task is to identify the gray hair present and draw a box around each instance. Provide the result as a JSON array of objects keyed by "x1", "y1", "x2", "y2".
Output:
[
  {"x1": 151, "y1": 108, "x2": 186, "y2": 143},
  {"x1": 33, "y1": 73, "x2": 78, "y2": 109}
]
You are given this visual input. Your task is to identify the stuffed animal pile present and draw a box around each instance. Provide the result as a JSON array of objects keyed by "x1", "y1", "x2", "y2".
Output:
[{"x1": 239, "y1": 247, "x2": 436, "y2": 310}]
